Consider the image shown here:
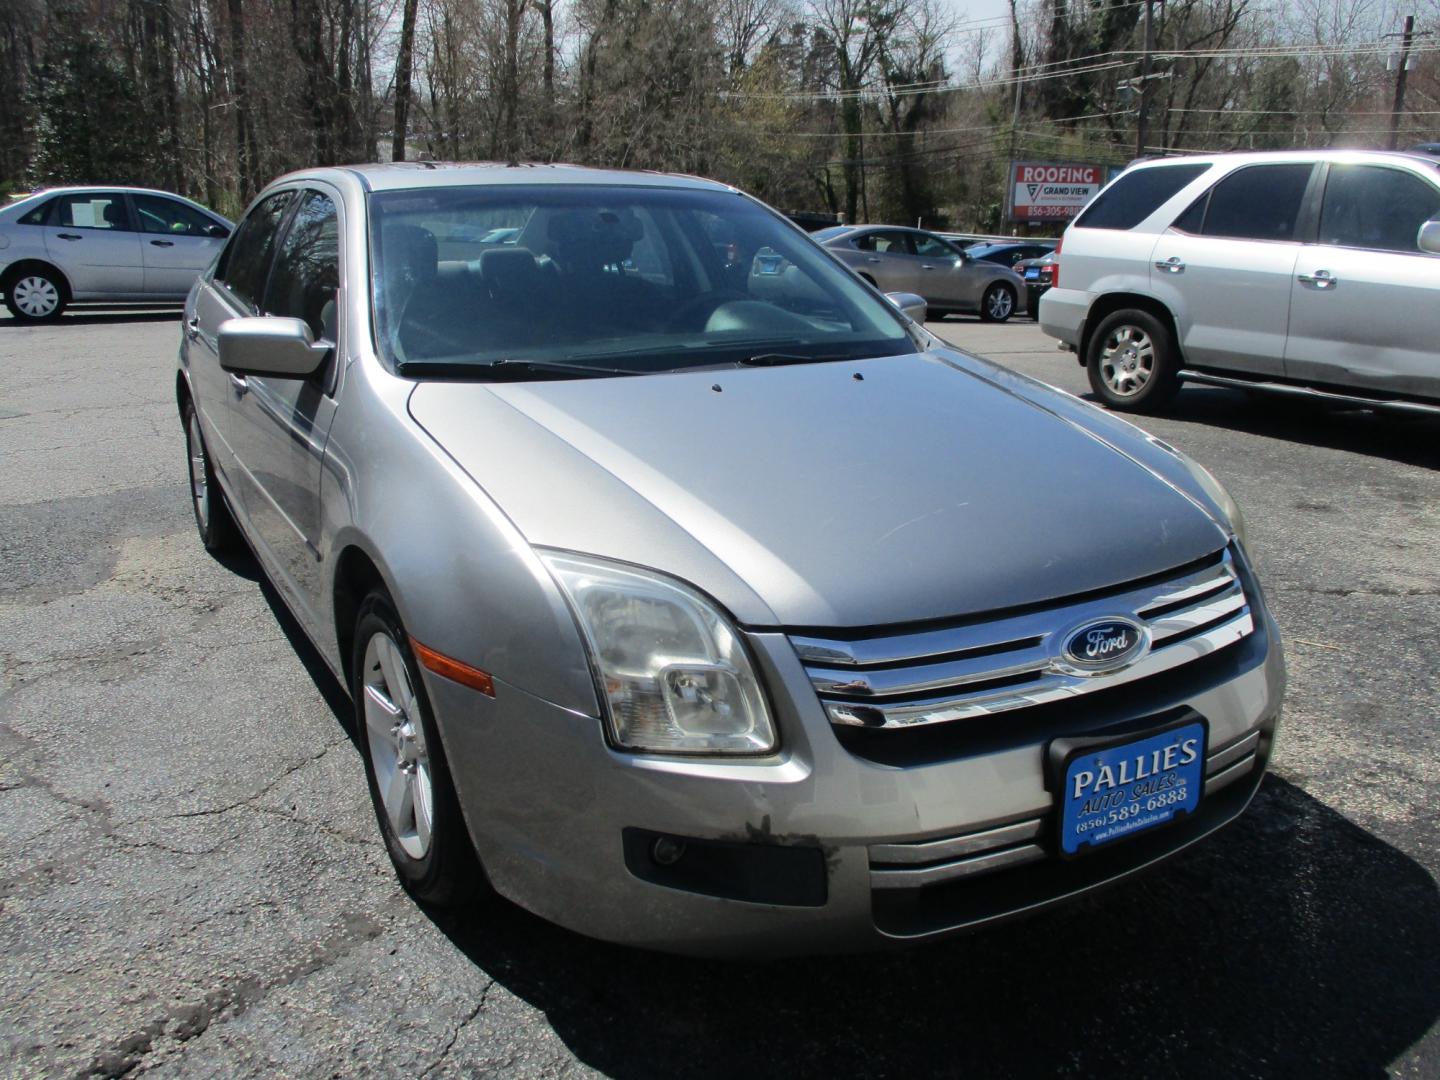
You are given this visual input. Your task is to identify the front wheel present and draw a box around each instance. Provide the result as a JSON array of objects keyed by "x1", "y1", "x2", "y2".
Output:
[
  {"x1": 352, "y1": 591, "x2": 487, "y2": 907},
  {"x1": 1085, "y1": 308, "x2": 1180, "y2": 413},
  {"x1": 182, "y1": 397, "x2": 239, "y2": 553},
  {"x1": 4, "y1": 268, "x2": 66, "y2": 322},
  {"x1": 979, "y1": 282, "x2": 1016, "y2": 322}
]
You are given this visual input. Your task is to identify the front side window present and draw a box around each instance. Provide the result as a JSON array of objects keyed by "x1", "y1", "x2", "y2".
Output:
[
  {"x1": 133, "y1": 194, "x2": 223, "y2": 237},
  {"x1": 912, "y1": 233, "x2": 958, "y2": 259},
  {"x1": 1199, "y1": 163, "x2": 1314, "y2": 242},
  {"x1": 368, "y1": 186, "x2": 914, "y2": 377},
  {"x1": 52, "y1": 193, "x2": 130, "y2": 231},
  {"x1": 217, "y1": 191, "x2": 294, "y2": 313},
  {"x1": 1074, "y1": 163, "x2": 1212, "y2": 231},
  {"x1": 264, "y1": 191, "x2": 339, "y2": 340},
  {"x1": 1318, "y1": 165, "x2": 1440, "y2": 253}
]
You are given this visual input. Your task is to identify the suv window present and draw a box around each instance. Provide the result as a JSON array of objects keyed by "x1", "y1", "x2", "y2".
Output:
[
  {"x1": 217, "y1": 191, "x2": 294, "y2": 313},
  {"x1": 854, "y1": 231, "x2": 913, "y2": 254},
  {"x1": 1318, "y1": 165, "x2": 1440, "y2": 253},
  {"x1": 133, "y1": 194, "x2": 223, "y2": 237},
  {"x1": 263, "y1": 191, "x2": 339, "y2": 340},
  {"x1": 51, "y1": 193, "x2": 130, "y2": 231},
  {"x1": 1073, "y1": 164, "x2": 1211, "y2": 230},
  {"x1": 1199, "y1": 163, "x2": 1314, "y2": 242}
]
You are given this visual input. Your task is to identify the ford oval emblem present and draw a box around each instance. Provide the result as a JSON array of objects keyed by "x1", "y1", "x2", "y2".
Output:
[{"x1": 1061, "y1": 617, "x2": 1147, "y2": 673}]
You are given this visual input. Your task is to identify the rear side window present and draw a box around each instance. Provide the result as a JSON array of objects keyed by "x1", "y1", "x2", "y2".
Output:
[
  {"x1": 1074, "y1": 164, "x2": 1211, "y2": 230},
  {"x1": 1318, "y1": 165, "x2": 1440, "y2": 253},
  {"x1": 52, "y1": 193, "x2": 130, "y2": 231},
  {"x1": 264, "y1": 191, "x2": 339, "y2": 340},
  {"x1": 217, "y1": 191, "x2": 294, "y2": 313},
  {"x1": 854, "y1": 231, "x2": 913, "y2": 254},
  {"x1": 1197, "y1": 163, "x2": 1314, "y2": 242}
]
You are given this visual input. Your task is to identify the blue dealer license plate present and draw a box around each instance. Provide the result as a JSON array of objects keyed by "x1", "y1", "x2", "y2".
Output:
[
  {"x1": 1057, "y1": 720, "x2": 1205, "y2": 856},
  {"x1": 1025, "y1": 267, "x2": 1041, "y2": 279}
]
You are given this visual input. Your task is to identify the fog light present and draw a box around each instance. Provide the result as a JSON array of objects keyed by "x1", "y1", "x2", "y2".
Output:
[{"x1": 651, "y1": 836, "x2": 687, "y2": 866}]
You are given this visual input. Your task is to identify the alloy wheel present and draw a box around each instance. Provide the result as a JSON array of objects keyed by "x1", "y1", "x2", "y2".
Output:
[
  {"x1": 987, "y1": 286, "x2": 1013, "y2": 320},
  {"x1": 362, "y1": 632, "x2": 434, "y2": 860},
  {"x1": 1098, "y1": 325, "x2": 1155, "y2": 397},
  {"x1": 12, "y1": 276, "x2": 59, "y2": 318}
]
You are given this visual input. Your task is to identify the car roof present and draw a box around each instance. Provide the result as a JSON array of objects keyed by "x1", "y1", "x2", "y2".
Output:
[
  {"x1": 270, "y1": 161, "x2": 739, "y2": 194},
  {"x1": 1126, "y1": 148, "x2": 1440, "y2": 172}
]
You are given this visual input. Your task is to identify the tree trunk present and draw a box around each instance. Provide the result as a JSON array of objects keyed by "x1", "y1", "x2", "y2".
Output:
[
  {"x1": 226, "y1": 0, "x2": 259, "y2": 200},
  {"x1": 392, "y1": 0, "x2": 419, "y2": 161}
]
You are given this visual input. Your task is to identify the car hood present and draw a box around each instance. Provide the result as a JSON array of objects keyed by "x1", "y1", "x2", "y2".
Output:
[{"x1": 407, "y1": 349, "x2": 1228, "y2": 628}]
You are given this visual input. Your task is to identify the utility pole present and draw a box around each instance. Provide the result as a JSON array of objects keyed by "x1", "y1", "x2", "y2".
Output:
[
  {"x1": 1388, "y1": 15, "x2": 1417, "y2": 151},
  {"x1": 1135, "y1": 0, "x2": 1156, "y2": 158}
]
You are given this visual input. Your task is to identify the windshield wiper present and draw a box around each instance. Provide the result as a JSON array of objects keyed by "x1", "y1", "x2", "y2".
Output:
[
  {"x1": 396, "y1": 358, "x2": 642, "y2": 380},
  {"x1": 736, "y1": 352, "x2": 850, "y2": 367}
]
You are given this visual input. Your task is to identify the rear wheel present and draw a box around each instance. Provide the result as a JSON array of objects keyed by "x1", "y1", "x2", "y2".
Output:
[
  {"x1": 352, "y1": 591, "x2": 487, "y2": 907},
  {"x1": 4, "y1": 268, "x2": 66, "y2": 322},
  {"x1": 1086, "y1": 308, "x2": 1180, "y2": 413},
  {"x1": 979, "y1": 282, "x2": 1016, "y2": 322},
  {"x1": 182, "y1": 397, "x2": 238, "y2": 553}
]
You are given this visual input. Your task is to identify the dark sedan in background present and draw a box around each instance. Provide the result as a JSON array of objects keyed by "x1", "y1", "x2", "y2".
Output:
[
  {"x1": 816, "y1": 225, "x2": 1026, "y2": 321},
  {"x1": 966, "y1": 240, "x2": 1057, "y2": 269}
]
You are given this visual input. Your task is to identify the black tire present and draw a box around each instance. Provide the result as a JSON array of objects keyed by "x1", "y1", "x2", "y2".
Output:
[
  {"x1": 351, "y1": 590, "x2": 487, "y2": 907},
  {"x1": 181, "y1": 396, "x2": 239, "y2": 554},
  {"x1": 1085, "y1": 307, "x2": 1181, "y2": 413},
  {"x1": 3, "y1": 266, "x2": 67, "y2": 322},
  {"x1": 979, "y1": 282, "x2": 1016, "y2": 323}
]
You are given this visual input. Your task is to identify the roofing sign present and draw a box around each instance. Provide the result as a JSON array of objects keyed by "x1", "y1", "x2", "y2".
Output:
[{"x1": 1009, "y1": 161, "x2": 1109, "y2": 222}]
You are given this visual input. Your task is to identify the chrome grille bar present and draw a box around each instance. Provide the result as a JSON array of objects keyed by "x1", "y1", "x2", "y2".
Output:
[{"x1": 797, "y1": 549, "x2": 1252, "y2": 730}]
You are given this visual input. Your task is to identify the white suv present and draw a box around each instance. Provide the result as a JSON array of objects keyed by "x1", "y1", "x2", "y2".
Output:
[{"x1": 1039, "y1": 150, "x2": 1440, "y2": 413}]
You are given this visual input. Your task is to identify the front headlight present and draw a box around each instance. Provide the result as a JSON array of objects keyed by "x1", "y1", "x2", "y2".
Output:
[
  {"x1": 1176, "y1": 452, "x2": 1248, "y2": 550},
  {"x1": 540, "y1": 552, "x2": 776, "y2": 755}
]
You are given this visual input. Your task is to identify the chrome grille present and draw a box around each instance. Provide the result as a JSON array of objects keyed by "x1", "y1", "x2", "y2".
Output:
[{"x1": 793, "y1": 549, "x2": 1252, "y2": 731}]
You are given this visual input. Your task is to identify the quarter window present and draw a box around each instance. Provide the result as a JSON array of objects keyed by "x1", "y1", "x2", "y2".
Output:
[
  {"x1": 51, "y1": 193, "x2": 130, "y2": 231},
  {"x1": 17, "y1": 199, "x2": 52, "y2": 226},
  {"x1": 263, "y1": 191, "x2": 340, "y2": 341},
  {"x1": 217, "y1": 191, "x2": 294, "y2": 313},
  {"x1": 1198, "y1": 164, "x2": 1314, "y2": 242},
  {"x1": 1074, "y1": 164, "x2": 1211, "y2": 231},
  {"x1": 1318, "y1": 165, "x2": 1440, "y2": 253}
]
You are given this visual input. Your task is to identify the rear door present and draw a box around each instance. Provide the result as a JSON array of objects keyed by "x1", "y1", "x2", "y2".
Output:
[
  {"x1": 131, "y1": 193, "x2": 230, "y2": 297},
  {"x1": 1149, "y1": 162, "x2": 1317, "y2": 377},
  {"x1": 1285, "y1": 162, "x2": 1440, "y2": 399},
  {"x1": 40, "y1": 192, "x2": 144, "y2": 297}
]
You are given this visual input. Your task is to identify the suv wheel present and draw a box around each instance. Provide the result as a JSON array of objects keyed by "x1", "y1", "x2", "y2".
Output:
[
  {"x1": 1086, "y1": 308, "x2": 1180, "y2": 412},
  {"x1": 980, "y1": 283, "x2": 1016, "y2": 322}
]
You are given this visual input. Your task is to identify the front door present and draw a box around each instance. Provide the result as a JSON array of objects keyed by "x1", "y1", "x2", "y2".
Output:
[
  {"x1": 225, "y1": 189, "x2": 342, "y2": 620},
  {"x1": 39, "y1": 192, "x2": 144, "y2": 296},
  {"x1": 1285, "y1": 162, "x2": 1440, "y2": 400},
  {"x1": 131, "y1": 193, "x2": 230, "y2": 297},
  {"x1": 909, "y1": 232, "x2": 971, "y2": 308},
  {"x1": 1148, "y1": 162, "x2": 1317, "y2": 378}
]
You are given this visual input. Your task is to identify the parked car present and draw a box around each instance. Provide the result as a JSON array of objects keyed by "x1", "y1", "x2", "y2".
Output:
[
  {"x1": 1040, "y1": 149, "x2": 1440, "y2": 413},
  {"x1": 819, "y1": 225, "x2": 1025, "y2": 321},
  {"x1": 0, "y1": 186, "x2": 232, "y2": 322},
  {"x1": 1015, "y1": 249, "x2": 1058, "y2": 315},
  {"x1": 965, "y1": 240, "x2": 1057, "y2": 269},
  {"x1": 179, "y1": 163, "x2": 1281, "y2": 955}
]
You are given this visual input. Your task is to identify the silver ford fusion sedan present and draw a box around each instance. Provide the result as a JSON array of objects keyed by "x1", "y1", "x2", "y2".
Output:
[{"x1": 177, "y1": 163, "x2": 1284, "y2": 956}]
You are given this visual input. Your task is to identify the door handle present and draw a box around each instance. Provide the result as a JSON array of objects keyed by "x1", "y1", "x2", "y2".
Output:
[
  {"x1": 920, "y1": 264, "x2": 934, "y2": 270},
  {"x1": 1154, "y1": 256, "x2": 1185, "y2": 273},
  {"x1": 185, "y1": 316, "x2": 201, "y2": 340},
  {"x1": 56, "y1": 233, "x2": 82, "y2": 241},
  {"x1": 228, "y1": 372, "x2": 249, "y2": 397},
  {"x1": 1297, "y1": 269, "x2": 1337, "y2": 289},
  {"x1": 865, "y1": 256, "x2": 881, "y2": 263},
  {"x1": 149, "y1": 239, "x2": 175, "y2": 247}
]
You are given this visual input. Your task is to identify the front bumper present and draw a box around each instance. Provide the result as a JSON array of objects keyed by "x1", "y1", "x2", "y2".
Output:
[{"x1": 425, "y1": 602, "x2": 1285, "y2": 957}]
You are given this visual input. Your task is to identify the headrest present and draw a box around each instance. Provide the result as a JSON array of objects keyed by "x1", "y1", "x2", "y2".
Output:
[
  {"x1": 546, "y1": 208, "x2": 643, "y2": 269},
  {"x1": 102, "y1": 201, "x2": 125, "y2": 226},
  {"x1": 381, "y1": 224, "x2": 438, "y2": 288}
]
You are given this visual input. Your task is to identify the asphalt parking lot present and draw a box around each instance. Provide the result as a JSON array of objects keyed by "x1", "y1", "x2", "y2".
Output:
[{"x1": 1, "y1": 308, "x2": 1437, "y2": 1078}]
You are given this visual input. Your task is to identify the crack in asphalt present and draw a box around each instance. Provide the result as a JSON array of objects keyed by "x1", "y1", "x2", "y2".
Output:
[
  {"x1": 1268, "y1": 583, "x2": 1440, "y2": 599},
  {"x1": 164, "y1": 738, "x2": 351, "y2": 820},
  {"x1": 420, "y1": 980, "x2": 498, "y2": 1078}
]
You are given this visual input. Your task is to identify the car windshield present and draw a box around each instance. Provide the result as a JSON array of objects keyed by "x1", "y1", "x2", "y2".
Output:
[{"x1": 368, "y1": 186, "x2": 914, "y2": 378}]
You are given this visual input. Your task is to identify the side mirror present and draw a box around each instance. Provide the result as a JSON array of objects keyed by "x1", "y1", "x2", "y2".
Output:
[
  {"x1": 886, "y1": 291, "x2": 927, "y2": 323},
  {"x1": 207, "y1": 223, "x2": 231, "y2": 239},
  {"x1": 218, "y1": 316, "x2": 330, "y2": 378},
  {"x1": 1419, "y1": 220, "x2": 1440, "y2": 255}
]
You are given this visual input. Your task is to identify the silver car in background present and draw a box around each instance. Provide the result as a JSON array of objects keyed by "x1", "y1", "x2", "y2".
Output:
[
  {"x1": 817, "y1": 224, "x2": 1026, "y2": 322},
  {"x1": 0, "y1": 186, "x2": 232, "y2": 322},
  {"x1": 178, "y1": 163, "x2": 1283, "y2": 955}
]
